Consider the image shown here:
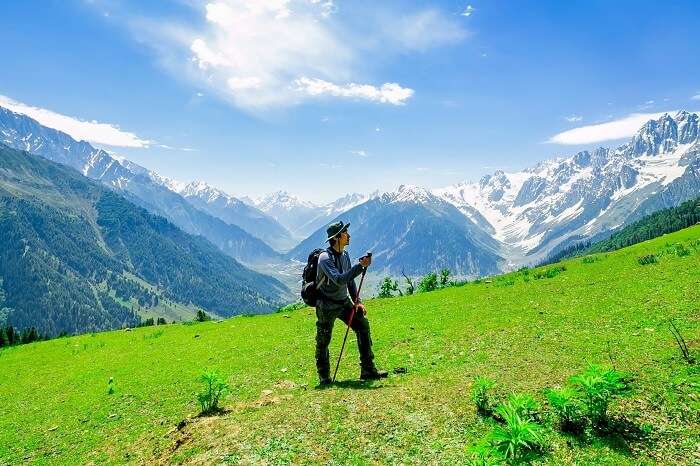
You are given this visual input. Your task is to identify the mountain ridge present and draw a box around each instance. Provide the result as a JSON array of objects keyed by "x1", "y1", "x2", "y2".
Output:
[
  {"x1": 0, "y1": 106, "x2": 286, "y2": 264},
  {"x1": 0, "y1": 143, "x2": 289, "y2": 335}
]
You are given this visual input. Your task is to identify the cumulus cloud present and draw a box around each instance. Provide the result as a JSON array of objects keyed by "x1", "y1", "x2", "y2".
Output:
[
  {"x1": 115, "y1": 1, "x2": 466, "y2": 111},
  {"x1": 564, "y1": 115, "x2": 583, "y2": 123},
  {"x1": 349, "y1": 149, "x2": 368, "y2": 157},
  {"x1": 692, "y1": 93, "x2": 700, "y2": 101},
  {"x1": 548, "y1": 111, "x2": 673, "y2": 145},
  {"x1": 295, "y1": 77, "x2": 413, "y2": 105},
  {"x1": 462, "y1": 5, "x2": 474, "y2": 17},
  {"x1": 0, "y1": 94, "x2": 151, "y2": 148}
]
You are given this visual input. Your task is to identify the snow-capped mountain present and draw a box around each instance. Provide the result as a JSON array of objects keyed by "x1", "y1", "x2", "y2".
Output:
[
  {"x1": 173, "y1": 180, "x2": 296, "y2": 252},
  {"x1": 434, "y1": 111, "x2": 700, "y2": 265},
  {"x1": 4, "y1": 101, "x2": 697, "y2": 278},
  {"x1": 0, "y1": 106, "x2": 284, "y2": 267},
  {"x1": 251, "y1": 190, "x2": 374, "y2": 238},
  {"x1": 288, "y1": 184, "x2": 503, "y2": 276}
]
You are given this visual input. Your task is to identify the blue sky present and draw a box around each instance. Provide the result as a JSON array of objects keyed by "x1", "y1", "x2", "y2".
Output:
[{"x1": 2, "y1": 0, "x2": 700, "y2": 203}]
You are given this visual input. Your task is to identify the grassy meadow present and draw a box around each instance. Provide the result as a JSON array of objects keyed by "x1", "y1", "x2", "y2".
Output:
[{"x1": 1, "y1": 226, "x2": 699, "y2": 464}]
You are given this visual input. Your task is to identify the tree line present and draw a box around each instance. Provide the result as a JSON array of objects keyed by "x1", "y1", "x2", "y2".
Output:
[{"x1": 541, "y1": 196, "x2": 700, "y2": 265}]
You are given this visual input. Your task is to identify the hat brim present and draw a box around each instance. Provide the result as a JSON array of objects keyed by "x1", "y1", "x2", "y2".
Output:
[{"x1": 326, "y1": 222, "x2": 350, "y2": 242}]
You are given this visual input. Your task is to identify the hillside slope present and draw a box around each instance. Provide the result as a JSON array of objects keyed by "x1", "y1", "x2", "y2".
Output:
[
  {"x1": 0, "y1": 144, "x2": 289, "y2": 335},
  {"x1": 0, "y1": 225, "x2": 698, "y2": 464}
]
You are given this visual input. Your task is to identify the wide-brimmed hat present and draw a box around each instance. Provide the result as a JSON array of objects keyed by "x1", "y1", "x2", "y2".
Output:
[{"x1": 326, "y1": 221, "x2": 350, "y2": 242}]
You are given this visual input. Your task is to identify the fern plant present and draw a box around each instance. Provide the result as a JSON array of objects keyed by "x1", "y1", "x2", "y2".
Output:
[
  {"x1": 545, "y1": 386, "x2": 585, "y2": 433},
  {"x1": 197, "y1": 370, "x2": 230, "y2": 415},
  {"x1": 472, "y1": 376, "x2": 496, "y2": 415},
  {"x1": 490, "y1": 402, "x2": 543, "y2": 463},
  {"x1": 465, "y1": 444, "x2": 504, "y2": 466},
  {"x1": 569, "y1": 365, "x2": 627, "y2": 427},
  {"x1": 506, "y1": 393, "x2": 541, "y2": 422}
]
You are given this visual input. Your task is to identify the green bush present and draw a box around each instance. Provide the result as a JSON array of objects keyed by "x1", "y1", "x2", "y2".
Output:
[
  {"x1": 197, "y1": 370, "x2": 230, "y2": 415},
  {"x1": 472, "y1": 376, "x2": 496, "y2": 415},
  {"x1": 274, "y1": 301, "x2": 306, "y2": 313},
  {"x1": 196, "y1": 310, "x2": 211, "y2": 322},
  {"x1": 636, "y1": 254, "x2": 658, "y2": 265},
  {"x1": 378, "y1": 277, "x2": 401, "y2": 298},
  {"x1": 674, "y1": 243, "x2": 691, "y2": 257},
  {"x1": 439, "y1": 269, "x2": 451, "y2": 287},
  {"x1": 506, "y1": 393, "x2": 541, "y2": 422},
  {"x1": 418, "y1": 272, "x2": 439, "y2": 292},
  {"x1": 490, "y1": 402, "x2": 544, "y2": 463},
  {"x1": 545, "y1": 386, "x2": 585, "y2": 433},
  {"x1": 569, "y1": 365, "x2": 627, "y2": 428},
  {"x1": 533, "y1": 265, "x2": 566, "y2": 279},
  {"x1": 581, "y1": 256, "x2": 598, "y2": 264}
]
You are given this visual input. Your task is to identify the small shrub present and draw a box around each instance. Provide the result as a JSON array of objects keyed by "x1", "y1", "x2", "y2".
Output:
[
  {"x1": 439, "y1": 269, "x2": 451, "y2": 287},
  {"x1": 196, "y1": 310, "x2": 211, "y2": 322},
  {"x1": 107, "y1": 377, "x2": 115, "y2": 395},
  {"x1": 465, "y1": 444, "x2": 503, "y2": 466},
  {"x1": 674, "y1": 243, "x2": 690, "y2": 257},
  {"x1": 156, "y1": 317, "x2": 167, "y2": 325},
  {"x1": 418, "y1": 272, "x2": 439, "y2": 293},
  {"x1": 197, "y1": 370, "x2": 230, "y2": 415},
  {"x1": 495, "y1": 277, "x2": 515, "y2": 287},
  {"x1": 506, "y1": 393, "x2": 541, "y2": 422},
  {"x1": 275, "y1": 301, "x2": 306, "y2": 313},
  {"x1": 581, "y1": 256, "x2": 598, "y2": 264},
  {"x1": 533, "y1": 265, "x2": 566, "y2": 279},
  {"x1": 490, "y1": 402, "x2": 544, "y2": 463},
  {"x1": 472, "y1": 376, "x2": 496, "y2": 415},
  {"x1": 636, "y1": 254, "x2": 658, "y2": 265},
  {"x1": 569, "y1": 365, "x2": 627, "y2": 428},
  {"x1": 545, "y1": 386, "x2": 585, "y2": 434},
  {"x1": 377, "y1": 277, "x2": 401, "y2": 298}
]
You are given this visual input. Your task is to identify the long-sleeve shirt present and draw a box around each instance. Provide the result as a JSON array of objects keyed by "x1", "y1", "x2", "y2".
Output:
[{"x1": 316, "y1": 247, "x2": 364, "y2": 304}]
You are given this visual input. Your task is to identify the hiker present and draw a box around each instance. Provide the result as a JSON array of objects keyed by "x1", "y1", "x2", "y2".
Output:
[{"x1": 315, "y1": 221, "x2": 388, "y2": 385}]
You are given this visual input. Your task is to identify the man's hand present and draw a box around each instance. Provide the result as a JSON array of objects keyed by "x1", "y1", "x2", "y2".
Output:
[
  {"x1": 359, "y1": 254, "x2": 372, "y2": 268},
  {"x1": 355, "y1": 303, "x2": 367, "y2": 316}
]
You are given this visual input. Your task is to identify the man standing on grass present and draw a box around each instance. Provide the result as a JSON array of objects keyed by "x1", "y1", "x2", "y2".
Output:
[{"x1": 315, "y1": 221, "x2": 388, "y2": 385}]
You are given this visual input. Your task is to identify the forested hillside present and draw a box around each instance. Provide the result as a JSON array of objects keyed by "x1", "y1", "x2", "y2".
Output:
[
  {"x1": 543, "y1": 196, "x2": 700, "y2": 264},
  {"x1": 0, "y1": 144, "x2": 289, "y2": 335}
]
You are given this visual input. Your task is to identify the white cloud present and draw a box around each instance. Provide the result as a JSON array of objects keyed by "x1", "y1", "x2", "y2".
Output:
[
  {"x1": 548, "y1": 111, "x2": 674, "y2": 145},
  {"x1": 228, "y1": 76, "x2": 262, "y2": 90},
  {"x1": 349, "y1": 149, "x2": 368, "y2": 157},
  {"x1": 462, "y1": 5, "x2": 474, "y2": 17},
  {"x1": 692, "y1": 93, "x2": 700, "y2": 101},
  {"x1": 564, "y1": 115, "x2": 583, "y2": 123},
  {"x1": 375, "y1": 127, "x2": 381, "y2": 132},
  {"x1": 118, "y1": 1, "x2": 465, "y2": 111},
  {"x1": 0, "y1": 95, "x2": 151, "y2": 148},
  {"x1": 295, "y1": 77, "x2": 413, "y2": 105},
  {"x1": 383, "y1": 9, "x2": 468, "y2": 52}
]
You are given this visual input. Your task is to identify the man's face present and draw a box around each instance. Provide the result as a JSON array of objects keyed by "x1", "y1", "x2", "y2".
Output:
[{"x1": 339, "y1": 230, "x2": 350, "y2": 247}]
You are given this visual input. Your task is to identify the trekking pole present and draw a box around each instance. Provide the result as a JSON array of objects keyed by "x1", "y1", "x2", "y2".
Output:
[{"x1": 332, "y1": 260, "x2": 369, "y2": 383}]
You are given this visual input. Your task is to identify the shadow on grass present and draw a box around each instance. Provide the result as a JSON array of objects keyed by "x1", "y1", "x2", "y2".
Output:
[
  {"x1": 315, "y1": 379, "x2": 384, "y2": 390},
  {"x1": 561, "y1": 416, "x2": 654, "y2": 457}
]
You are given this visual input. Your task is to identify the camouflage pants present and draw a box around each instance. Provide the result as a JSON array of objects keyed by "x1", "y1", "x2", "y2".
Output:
[{"x1": 315, "y1": 298, "x2": 375, "y2": 379}]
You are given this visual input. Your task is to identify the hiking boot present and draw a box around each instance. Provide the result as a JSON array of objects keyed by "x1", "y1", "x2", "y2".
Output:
[
  {"x1": 319, "y1": 377, "x2": 333, "y2": 386},
  {"x1": 360, "y1": 368, "x2": 388, "y2": 380}
]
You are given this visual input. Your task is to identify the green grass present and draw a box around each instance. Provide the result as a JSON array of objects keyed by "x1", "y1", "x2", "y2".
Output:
[{"x1": 1, "y1": 226, "x2": 699, "y2": 464}]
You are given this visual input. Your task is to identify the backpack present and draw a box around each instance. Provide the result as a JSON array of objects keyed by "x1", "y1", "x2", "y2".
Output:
[{"x1": 300, "y1": 248, "x2": 325, "y2": 306}]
